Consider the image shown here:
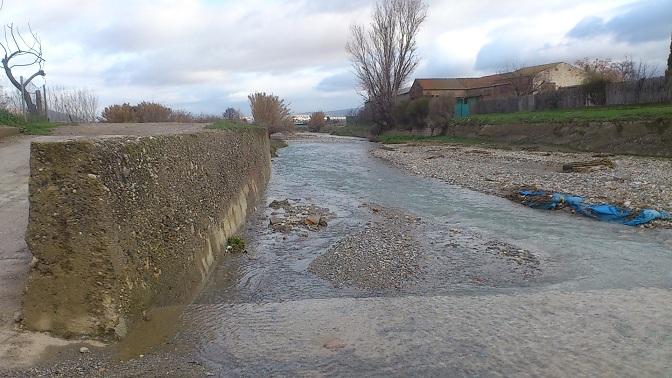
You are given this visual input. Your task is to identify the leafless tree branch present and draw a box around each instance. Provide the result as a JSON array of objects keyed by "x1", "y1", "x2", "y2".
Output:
[
  {"x1": 0, "y1": 19, "x2": 46, "y2": 116},
  {"x1": 347, "y1": 0, "x2": 427, "y2": 133}
]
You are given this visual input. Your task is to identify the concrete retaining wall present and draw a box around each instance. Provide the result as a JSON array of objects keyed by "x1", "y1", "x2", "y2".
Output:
[
  {"x1": 22, "y1": 129, "x2": 271, "y2": 338},
  {"x1": 447, "y1": 119, "x2": 672, "y2": 157}
]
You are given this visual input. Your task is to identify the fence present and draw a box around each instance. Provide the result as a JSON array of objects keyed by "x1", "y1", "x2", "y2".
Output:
[
  {"x1": 3, "y1": 79, "x2": 50, "y2": 120},
  {"x1": 471, "y1": 76, "x2": 672, "y2": 115}
]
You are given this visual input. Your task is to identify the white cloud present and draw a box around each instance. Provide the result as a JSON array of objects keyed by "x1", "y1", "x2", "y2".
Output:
[{"x1": 0, "y1": 0, "x2": 666, "y2": 114}]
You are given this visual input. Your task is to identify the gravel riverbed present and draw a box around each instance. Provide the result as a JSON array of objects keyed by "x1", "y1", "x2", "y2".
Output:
[
  {"x1": 372, "y1": 143, "x2": 672, "y2": 227},
  {"x1": 309, "y1": 206, "x2": 422, "y2": 290}
]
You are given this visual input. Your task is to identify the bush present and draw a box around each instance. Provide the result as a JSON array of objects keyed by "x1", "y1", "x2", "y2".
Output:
[
  {"x1": 101, "y1": 102, "x2": 172, "y2": 123},
  {"x1": 134, "y1": 102, "x2": 172, "y2": 122},
  {"x1": 248, "y1": 92, "x2": 294, "y2": 135},
  {"x1": 394, "y1": 100, "x2": 411, "y2": 129},
  {"x1": 308, "y1": 111, "x2": 326, "y2": 132},
  {"x1": 101, "y1": 103, "x2": 135, "y2": 123},
  {"x1": 394, "y1": 98, "x2": 430, "y2": 130},
  {"x1": 226, "y1": 236, "x2": 246, "y2": 254},
  {"x1": 427, "y1": 96, "x2": 454, "y2": 134},
  {"x1": 0, "y1": 108, "x2": 27, "y2": 126},
  {"x1": 407, "y1": 97, "x2": 430, "y2": 129},
  {"x1": 101, "y1": 102, "x2": 229, "y2": 123}
]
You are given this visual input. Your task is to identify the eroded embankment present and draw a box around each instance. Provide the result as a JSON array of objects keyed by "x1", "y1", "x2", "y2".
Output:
[
  {"x1": 448, "y1": 119, "x2": 672, "y2": 157},
  {"x1": 22, "y1": 129, "x2": 271, "y2": 339}
]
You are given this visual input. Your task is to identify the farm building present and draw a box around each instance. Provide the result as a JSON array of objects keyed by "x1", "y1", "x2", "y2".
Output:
[{"x1": 407, "y1": 62, "x2": 586, "y2": 116}]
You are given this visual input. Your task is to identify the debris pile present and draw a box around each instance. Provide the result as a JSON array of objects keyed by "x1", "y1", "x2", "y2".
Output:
[{"x1": 268, "y1": 199, "x2": 333, "y2": 233}]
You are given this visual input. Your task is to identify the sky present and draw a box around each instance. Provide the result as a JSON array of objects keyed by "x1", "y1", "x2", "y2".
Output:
[{"x1": 0, "y1": 0, "x2": 670, "y2": 115}]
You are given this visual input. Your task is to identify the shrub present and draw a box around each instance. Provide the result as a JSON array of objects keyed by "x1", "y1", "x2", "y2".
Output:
[
  {"x1": 406, "y1": 97, "x2": 430, "y2": 129},
  {"x1": 134, "y1": 102, "x2": 172, "y2": 122},
  {"x1": 393, "y1": 100, "x2": 411, "y2": 129},
  {"x1": 308, "y1": 111, "x2": 326, "y2": 132},
  {"x1": 226, "y1": 236, "x2": 246, "y2": 254},
  {"x1": 427, "y1": 95, "x2": 454, "y2": 134},
  {"x1": 101, "y1": 102, "x2": 230, "y2": 123},
  {"x1": 248, "y1": 92, "x2": 294, "y2": 135},
  {"x1": 101, "y1": 103, "x2": 135, "y2": 123}
]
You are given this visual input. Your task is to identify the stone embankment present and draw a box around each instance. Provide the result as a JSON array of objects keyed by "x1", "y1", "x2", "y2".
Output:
[
  {"x1": 372, "y1": 143, "x2": 672, "y2": 227},
  {"x1": 22, "y1": 128, "x2": 271, "y2": 338}
]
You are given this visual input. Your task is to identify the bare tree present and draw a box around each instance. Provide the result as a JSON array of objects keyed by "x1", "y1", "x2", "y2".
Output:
[
  {"x1": 497, "y1": 61, "x2": 548, "y2": 96},
  {"x1": 248, "y1": 92, "x2": 294, "y2": 135},
  {"x1": 48, "y1": 86, "x2": 99, "y2": 122},
  {"x1": 347, "y1": 0, "x2": 427, "y2": 134},
  {"x1": 613, "y1": 56, "x2": 656, "y2": 81},
  {"x1": 0, "y1": 21, "x2": 45, "y2": 116}
]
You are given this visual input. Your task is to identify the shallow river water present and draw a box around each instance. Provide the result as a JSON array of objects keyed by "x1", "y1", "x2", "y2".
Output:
[{"x1": 177, "y1": 138, "x2": 672, "y2": 376}]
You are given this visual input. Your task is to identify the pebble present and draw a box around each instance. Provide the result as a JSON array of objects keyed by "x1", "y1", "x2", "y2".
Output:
[{"x1": 79, "y1": 347, "x2": 90, "y2": 354}]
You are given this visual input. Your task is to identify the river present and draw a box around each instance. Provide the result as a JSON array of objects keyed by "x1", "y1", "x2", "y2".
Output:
[{"x1": 132, "y1": 137, "x2": 672, "y2": 376}]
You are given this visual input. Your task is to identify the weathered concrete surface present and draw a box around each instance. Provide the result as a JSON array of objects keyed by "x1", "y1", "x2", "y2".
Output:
[
  {"x1": 1, "y1": 123, "x2": 212, "y2": 369},
  {"x1": 22, "y1": 128, "x2": 271, "y2": 339},
  {"x1": 447, "y1": 119, "x2": 672, "y2": 157}
]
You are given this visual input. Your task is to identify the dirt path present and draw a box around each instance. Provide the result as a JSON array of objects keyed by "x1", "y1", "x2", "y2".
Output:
[{"x1": 0, "y1": 123, "x2": 207, "y2": 370}]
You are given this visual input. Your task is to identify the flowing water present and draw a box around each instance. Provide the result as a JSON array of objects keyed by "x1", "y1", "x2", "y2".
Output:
[{"x1": 174, "y1": 138, "x2": 672, "y2": 376}]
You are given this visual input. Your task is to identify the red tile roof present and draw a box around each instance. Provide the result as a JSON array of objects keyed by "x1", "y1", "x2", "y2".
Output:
[{"x1": 414, "y1": 63, "x2": 567, "y2": 90}]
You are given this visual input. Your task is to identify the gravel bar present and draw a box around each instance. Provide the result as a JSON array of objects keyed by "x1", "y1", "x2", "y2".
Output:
[
  {"x1": 309, "y1": 206, "x2": 422, "y2": 290},
  {"x1": 372, "y1": 143, "x2": 672, "y2": 227}
]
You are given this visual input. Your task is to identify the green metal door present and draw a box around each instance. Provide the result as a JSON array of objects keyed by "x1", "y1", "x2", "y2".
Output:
[{"x1": 454, "y1": 98, "x2": 471, "y2": 118}]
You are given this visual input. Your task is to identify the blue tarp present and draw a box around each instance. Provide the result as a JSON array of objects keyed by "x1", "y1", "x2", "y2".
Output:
[{"x1": 517, "y1": 190, "x2": 671, "y2": 226}]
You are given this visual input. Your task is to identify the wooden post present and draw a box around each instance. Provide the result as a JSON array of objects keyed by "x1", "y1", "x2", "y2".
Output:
[
  {"x1": 35, "y1": 90, "x2": 42, "y2": 119},
  {"x1": 43, "y1": 84, "x2": 48, "y2": 120},
  {"x1": 20, "y1": 76, "x2": 26, "y2": 120}
]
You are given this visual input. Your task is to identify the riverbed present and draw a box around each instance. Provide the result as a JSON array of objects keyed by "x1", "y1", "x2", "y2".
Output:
[{"x1": 11, "y1": 135, "x2": 672, "y2": 377}]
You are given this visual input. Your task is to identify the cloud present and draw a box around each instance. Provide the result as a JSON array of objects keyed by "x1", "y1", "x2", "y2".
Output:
[
  {"x1": 316, "y1": 71, "x2": 357, "y2": 92},
  {"x1": 473, "y1": 0, "x2": 670, "y2": 73},
  {"x1": 0, "y1": 0, "x2": 666, "y2": 114},
  {"x1": 567, "y1": 0, "x2": 672, "y2": 43}
]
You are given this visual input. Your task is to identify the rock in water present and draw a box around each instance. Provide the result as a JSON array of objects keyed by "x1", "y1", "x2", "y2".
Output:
[{"x1": 305, "y1": 214, "x2": 321, "y2": 225}]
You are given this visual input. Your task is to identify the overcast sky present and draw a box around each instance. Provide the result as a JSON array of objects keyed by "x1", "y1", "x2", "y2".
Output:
[{"x1": 1, "y1": 0, "x2": 670, "y2": 114}]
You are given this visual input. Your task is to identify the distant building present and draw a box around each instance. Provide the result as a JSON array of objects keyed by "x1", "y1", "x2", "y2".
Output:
[
  {"x1": 397, "y1": 86, "x2": 412, "y2": 103},
  {"x1": 407, "y1": 62, "x2": 586, "y2": 102}
]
